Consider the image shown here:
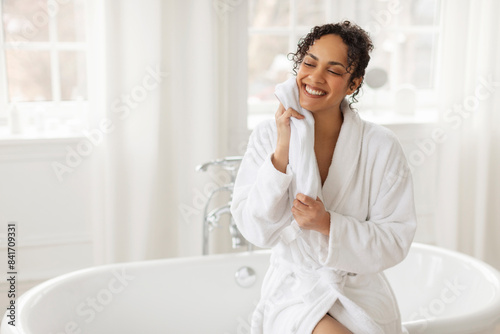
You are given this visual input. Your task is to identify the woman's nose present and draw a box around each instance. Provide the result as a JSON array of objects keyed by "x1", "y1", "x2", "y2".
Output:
[{"x1": 309, "y1": 67, "x2": 325, "y2": 83}]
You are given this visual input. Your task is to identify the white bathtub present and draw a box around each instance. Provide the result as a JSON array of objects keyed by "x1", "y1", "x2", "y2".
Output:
[{"x1": 2, "y1": 243, "x2": 500, "y2": 334}]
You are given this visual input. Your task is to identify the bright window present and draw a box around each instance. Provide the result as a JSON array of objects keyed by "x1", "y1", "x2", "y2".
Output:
[
  {"x1": 247, "y1": 0, "x2": 441, "y2": 128},
  {"x1": 0, "y1": 0, "x2": 88, "y2": 138}
]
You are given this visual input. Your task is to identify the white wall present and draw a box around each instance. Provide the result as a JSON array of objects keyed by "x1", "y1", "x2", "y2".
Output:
[{"x1": 0, "y1": 138, "x2": 99, "y2": 312}]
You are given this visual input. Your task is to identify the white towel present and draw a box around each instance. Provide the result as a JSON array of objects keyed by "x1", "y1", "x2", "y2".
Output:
[{"x1": 274, "y1": 77, "x2": 322, "y2": 244}]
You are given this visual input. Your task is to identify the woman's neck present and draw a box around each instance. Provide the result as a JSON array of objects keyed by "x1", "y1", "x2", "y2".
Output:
[{"x1": 313, "y1": 104, "x2": 344, "y2": 140}]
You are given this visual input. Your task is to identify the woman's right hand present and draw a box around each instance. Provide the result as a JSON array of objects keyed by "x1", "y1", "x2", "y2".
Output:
[{"x1": 272, "y1": 103, "x2": 304, "y2": 173}]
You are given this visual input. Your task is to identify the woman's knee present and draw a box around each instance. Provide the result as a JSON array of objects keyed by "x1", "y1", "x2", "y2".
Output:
[{"x1": 312, "y1": 314, "x2": 352, "y2": 334}]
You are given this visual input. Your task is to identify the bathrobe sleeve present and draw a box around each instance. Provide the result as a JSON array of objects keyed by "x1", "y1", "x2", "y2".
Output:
[
  {"x1": 230, "y1": 120, "x2": 295, "y2": 248},
  {"x1": 319, "y1": 127, "x2": 417, "y2": 274}
]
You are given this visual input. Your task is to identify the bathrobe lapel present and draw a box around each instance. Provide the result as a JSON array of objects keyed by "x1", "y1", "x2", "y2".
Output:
[
  {"x1": 321, "y1": 101, "x2": 364, "y2": 211},
  {"x1": 306, "y1": 102, "x2": 365, "y2": 266}
]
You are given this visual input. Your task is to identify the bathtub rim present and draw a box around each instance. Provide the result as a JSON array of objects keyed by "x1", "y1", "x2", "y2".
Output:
[
  {"x1": 392, "y1": 243, "x2": 500, "y2": 333},
  {"x1": 1, "y1": 250, "x2": 272, "y2": 334}
]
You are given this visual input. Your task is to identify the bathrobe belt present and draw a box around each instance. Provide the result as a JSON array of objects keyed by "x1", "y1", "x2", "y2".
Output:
[
  {"x1": 271, "y1": 253, "x2": 356, "y2": 305},
  {"x1": 269, "y1": 255, "x2": 380, "y2": 334}
]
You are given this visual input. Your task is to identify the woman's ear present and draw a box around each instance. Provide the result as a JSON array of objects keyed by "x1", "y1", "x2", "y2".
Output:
[{"x1": 347, "y1": 76, "x2": 362, "y2": 95}]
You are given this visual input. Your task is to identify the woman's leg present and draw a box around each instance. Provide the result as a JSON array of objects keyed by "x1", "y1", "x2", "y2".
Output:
[{"x1": 312, "y1": 314, "x2": 352, "y2": 334}]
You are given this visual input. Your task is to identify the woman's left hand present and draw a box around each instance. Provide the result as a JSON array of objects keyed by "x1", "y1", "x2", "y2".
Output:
[{"x1": 292, "y1": 193, "x2": 331, "y2": 236}]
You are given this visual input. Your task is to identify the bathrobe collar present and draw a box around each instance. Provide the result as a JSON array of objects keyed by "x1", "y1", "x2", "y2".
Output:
[{"x1": 321, "y1": 99, "x2": 364, "y2": 211}]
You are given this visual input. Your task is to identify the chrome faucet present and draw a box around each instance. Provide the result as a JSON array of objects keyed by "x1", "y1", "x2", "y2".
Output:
[{"x1": 196, "y1": 156, "x2": 252, "y2": 255}]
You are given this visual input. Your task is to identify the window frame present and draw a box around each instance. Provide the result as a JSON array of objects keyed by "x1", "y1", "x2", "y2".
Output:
[
  {"x1": 0, "y1": 0, "x2": 90, "y2": 139},
  {"x1": 247, "y1": 0, "x2": 441, "y2": 128}
]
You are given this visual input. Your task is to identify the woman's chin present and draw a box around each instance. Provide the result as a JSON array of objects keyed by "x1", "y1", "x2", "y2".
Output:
[
  {"x1": 298, "y1": 97, "x2": 310, "y2": 110},
  {"x1": 299, "y1": 100, "x2": 320, "y2": 113}
]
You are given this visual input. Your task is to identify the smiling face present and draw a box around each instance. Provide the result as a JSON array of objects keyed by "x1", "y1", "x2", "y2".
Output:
[{"x1": 296, "y1": 34, "x2": 361, "y2": 115}]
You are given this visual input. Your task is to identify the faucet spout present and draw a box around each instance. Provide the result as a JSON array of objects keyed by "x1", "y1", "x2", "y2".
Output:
[
  {"x1": 206, "y1": 204, "x2": 247, "y2": 249},
  {"x1": 197, "y1": 156, "x2": 252, "y2": 255},
  {"x1": 229, "y1": 218, "x2": 246, "y2": 249},
  {"x1": 206, "y1": 204, "x2": 232, "y2": 227}
]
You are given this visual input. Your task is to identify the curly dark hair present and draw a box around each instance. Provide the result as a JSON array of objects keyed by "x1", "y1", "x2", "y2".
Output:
[{"x1": 289, "y1": 21, "x2": 374, "y2": 106}]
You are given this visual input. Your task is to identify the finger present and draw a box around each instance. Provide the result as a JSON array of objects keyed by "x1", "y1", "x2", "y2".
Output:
[
  {"x1": 296, "y1": 193, "x2": 314, "y2": 206},
  {"x1": 291, "y1": 207, "x2": 306, "y2": 222},
  {"x1": 291, "y1": 206, "x2": 302, "y2": 219},
  {"x1": 283, "y1": 107, "x2": 304, "y2": 120},
  {"x1": 281, "y1": 108, "x2": 295, "y2": 119},
  {"x1": 275, "y1": 103, "x2": 285, "y2": 119},
  {"x1": 290, "y1": 109, "x2": 305, "y2": 119},
  {"x1": 278, "y1": 107, "x2": 304, "y2": 120},
  {"x1": 276, "y1": 110, "x2": 293, "y2": 128},
  {"x1": 293, "y1": 198, "x2": 308, "y2": 211}
]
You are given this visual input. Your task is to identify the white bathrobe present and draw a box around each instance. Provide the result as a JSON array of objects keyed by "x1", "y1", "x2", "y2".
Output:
[{"x1": 230, "y1": 79, "x2": 417, "y2": 334}]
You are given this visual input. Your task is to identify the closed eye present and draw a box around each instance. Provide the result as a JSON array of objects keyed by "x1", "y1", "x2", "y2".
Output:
[
  {"x1": 304, "y1": 62, "x2": 314, "y2": 67},
  {"x1": 328, "y1": 70, "x2": 341, "y2": 76}
]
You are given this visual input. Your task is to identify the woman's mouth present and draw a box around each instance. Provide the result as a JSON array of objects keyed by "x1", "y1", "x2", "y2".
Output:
[{"x1": 304, "y1": 84, "x2": 326, "y2": 97}]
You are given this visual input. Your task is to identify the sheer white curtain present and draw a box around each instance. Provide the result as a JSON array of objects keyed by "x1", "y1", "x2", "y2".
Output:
[
  {"x1": 93, "y1": 0, "x2": 230, "y2": 263},
  {"x1": 435, "y1": 0, "x2": 500, "y2": 269}
]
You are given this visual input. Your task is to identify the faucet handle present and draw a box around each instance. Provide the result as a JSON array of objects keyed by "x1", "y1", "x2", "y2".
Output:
[
  {"x1": 195, "y1": 156, "x2": 243, "y2": 172},
  {"x1": 196, "y1": 156, "x2": 243, "y2": 181}
]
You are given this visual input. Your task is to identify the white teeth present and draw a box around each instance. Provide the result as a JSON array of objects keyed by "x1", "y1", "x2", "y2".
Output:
[{"x1": 305, "y1": 85, "x2": 326, "y2": 96}]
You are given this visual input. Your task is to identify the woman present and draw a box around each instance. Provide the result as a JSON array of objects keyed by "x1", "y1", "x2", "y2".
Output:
[{"x1": 231, "y1": 21, "x2": 416, "y2": 334}]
